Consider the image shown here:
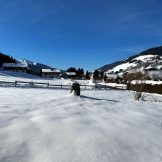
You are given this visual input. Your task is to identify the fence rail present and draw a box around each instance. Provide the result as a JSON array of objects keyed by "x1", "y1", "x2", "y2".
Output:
[
  {"x1": 0, "y1": 80, "x2": 127, "y2": 90},
  {"x1": 95, "y1": 83, "x2": 127, "y2": 90},
  {"x1": 0, "y1": 80, "x2": 96, "y2": 90}
]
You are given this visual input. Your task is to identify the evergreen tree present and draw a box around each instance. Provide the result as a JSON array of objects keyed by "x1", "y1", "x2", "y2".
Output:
[
  {"x1": 0, "y1": 52, "x2": 16, "y2": 67},
  {"x1": 93, "y1": 70, "x2": 99, "y2": 80},
  {"x1": 85, "y1": 71, "x2": 90, "y2": 80},
  {"x1": 76, "y1": 68, "x2": 85, "y2": 78},
  {"x1": 80, "y1": 68, "x2": 84, "y2": 77},
  {"x1": 67, "y1": 67, "x2": 77, "y2": 73},
  {"x1": 103, "y1": 74, "x2": 107, "y2": 82},
  {"x1": 99, "y1": 72, "x2": 104, "y2": 80},
  {"x1": 77, "y1": 68, "x2": 81, "y2": 77}
]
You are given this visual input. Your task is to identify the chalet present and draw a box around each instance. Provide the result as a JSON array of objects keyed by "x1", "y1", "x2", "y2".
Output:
[
  {"x1": 65, "y1": 72, "x2": 76, "y2": 79},
  {"x1": 2, "y1": 63, "x2": 28, "y2": 72},
  {"x1": 41, "y1": 69, "x2": 61, "y2": 78}
]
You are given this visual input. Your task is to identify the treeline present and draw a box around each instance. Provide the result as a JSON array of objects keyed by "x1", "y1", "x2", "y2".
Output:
[
  {"x1": 0, "y1": 52, "x2": 16, "y2": 67},
  {"x1": 66, "y1": 68, "x2": 107, "y2": 81},
  {"x1": 66, "y1": 67, "x2": 91, "y2": 79}
]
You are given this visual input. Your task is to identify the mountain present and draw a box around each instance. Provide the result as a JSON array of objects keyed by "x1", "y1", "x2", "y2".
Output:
[
  {"x1": 0, "y1": 51, "x2": 59, "y2": 75},
  {"x1": 18, "y1": 60, "x2": 53, "y2": 74},
  {"x1": 138, "y1": 46, "x2": 162, "y2": 56},
  {"x1": 98, "y1": 61, "x2": 123, "y2": 72},
  {"x1": 0, "y1": 52, "x2": 16, "y2": 67},
  {"x1": 98, "y1": 46, "x2": 162, "y2": 72}
]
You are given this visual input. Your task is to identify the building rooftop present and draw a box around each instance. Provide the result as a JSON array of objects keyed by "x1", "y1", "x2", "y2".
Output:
[
  {"x1": 42, "y1": 69, "x2": 61, "y2": 73},
  {"x1": 2, "y1": 63, "x2": 28, "y2": 68}
]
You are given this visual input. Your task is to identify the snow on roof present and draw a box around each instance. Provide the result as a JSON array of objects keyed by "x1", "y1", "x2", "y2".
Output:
[
  {"x1": 42, "y1": 69, "x2": 61, "y2": 73},
  {"x1": 2, "y1": 63, "x2": 28, "y2": 68},
  {"x1": 65, "y1": 72, "x2": 76, "y2": 76},
  {"x1": 53, "y1": 69, "x2": 61, "y2": 73}
]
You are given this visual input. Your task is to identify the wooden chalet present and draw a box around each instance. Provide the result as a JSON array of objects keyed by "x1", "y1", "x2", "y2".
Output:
[
  {"x1": 2, "y1": 63, "x2": 28, "y2": 72},
  {"x1": 41, "y1": 69, "x2": 61, "y2": 78}
]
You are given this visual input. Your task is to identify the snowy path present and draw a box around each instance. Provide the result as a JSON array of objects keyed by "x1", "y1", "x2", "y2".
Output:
[{"x1": 0, "y1": 88, "x2": 162, "y2": 162}]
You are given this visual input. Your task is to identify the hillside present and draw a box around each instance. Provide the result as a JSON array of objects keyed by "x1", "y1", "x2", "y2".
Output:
[
  {"x1": 98, "y1": 46, "x2": 162, "y2": 72},
  {"x1": 18, "y1": 60, "x2": 52, "y2": 74},
  {"x1": 0, "y1": 52, "x2": 16, "y2": 67},
  {"x1": 0, "y1": 51, "x2": 56, "y2": 75}
]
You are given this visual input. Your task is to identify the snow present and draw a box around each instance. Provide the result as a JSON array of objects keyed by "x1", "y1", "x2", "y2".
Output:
[
  {"x1": 148, "y1": 70, "x2": 162, "y2": 80},
  {"x1": 2, "y1": 63, "x2": 28, "y2": 68},
  {"x1": 0, "y1": 70, "x2": 89, "y2": 85},
  {"x1": 88, "y1": 79, "x2": 96, "y2": 86},
  {"x1": 107, "y1": 54, "x2": 162, "y2": 73},
  {"x1": 109, "y1": 62, "x2": 137, "y2": 72},
  {"x1": 145, "y1": 80, "x2": 162, "y2": 85},
  {"x1": 42, "y1": 69, "x2": 60, "y2": 73},
  {"x1": 65, "y1": 72, "x2": 76, "y2": 76},
  {"x1": 157, "y1": 65, "x2": 162, "y2": 70},
  {"x1": 98, "y1": 82, "x2": 127, "y2": 89},
  {"x1": 133, "y1": 55, "x2": 161, "y2": 62},
  {"x1": 0, "y1": 87, "x2": 162, "y2": 162},
  {"x1": 131, "y1": 80, "x2": 162, "y2": 85}
]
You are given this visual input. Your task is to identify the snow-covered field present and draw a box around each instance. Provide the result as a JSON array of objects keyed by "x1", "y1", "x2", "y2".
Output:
[
  {"x1": 0, "y1": 70, "x2": 89, "y2": 85},
  {"x1": 0, "y1": 87, "x2": 162, "y2": 162}
]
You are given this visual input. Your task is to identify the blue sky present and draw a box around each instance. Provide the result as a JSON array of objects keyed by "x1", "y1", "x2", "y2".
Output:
[{"x1": 0, "y1": 0, "x2": 162, "y2": 71}]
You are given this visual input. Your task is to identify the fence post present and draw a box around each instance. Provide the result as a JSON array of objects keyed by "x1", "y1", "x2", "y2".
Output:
[
  {"x1": 61, "y1": 84, "x2": 62, "y2": 89},
  {"x1": 85, "y1": 85, "x2": 86, "y2": 90},
  {"x1": 30, "y1": 82, "x2": 33, "y2": 87},
  {"x1": 14, "y1": 81, "x2": 17, "y2": 87}
]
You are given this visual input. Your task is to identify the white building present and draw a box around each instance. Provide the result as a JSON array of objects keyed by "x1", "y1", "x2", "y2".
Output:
[
  {"x1": 2, "y1": 63, "x2": 28, "y2": 72},
  {"x1": 41, "y1": 69, "x2": 61, "y2": 78}
]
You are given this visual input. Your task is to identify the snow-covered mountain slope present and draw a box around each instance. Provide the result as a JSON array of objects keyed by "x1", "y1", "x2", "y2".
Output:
[
  {"x1": 18, "y1": 59, "x2": 53, "y2": 74},
  {"x1": 99, "y1": 46, "x2": 162, "y2": 73},
  {"x1": 108, "y1": 55, "x2": 162, "y2": 73}
]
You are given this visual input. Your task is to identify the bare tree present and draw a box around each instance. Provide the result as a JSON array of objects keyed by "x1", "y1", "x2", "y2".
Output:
[{"x1": 124, "y1": 71, "x2": 148, "y2": 101}]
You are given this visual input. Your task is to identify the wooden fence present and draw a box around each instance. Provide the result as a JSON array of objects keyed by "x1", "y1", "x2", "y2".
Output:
[
  {"x1": 0, "y1": 80, "x2": 95, "y2": 90},
  {"x1": 0, "y1": 80, "x2": 127, "y2": 90},
  {"x1": 95, "y1": 83, "x2": 127, "y2": 90}
]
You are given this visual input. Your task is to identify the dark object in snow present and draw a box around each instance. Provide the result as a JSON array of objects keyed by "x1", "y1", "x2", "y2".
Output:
[
  {"x1": 115, "y1": 76, "x2": 121, "y2": 84},
  {"x1": 71, "y1": 82, "x2": 80, "y2": 96}
]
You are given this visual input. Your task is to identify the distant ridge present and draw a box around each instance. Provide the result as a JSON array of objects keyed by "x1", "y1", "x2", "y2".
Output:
[{"x1": 98, "y1": 46, "x2": 162, "y2": 72}]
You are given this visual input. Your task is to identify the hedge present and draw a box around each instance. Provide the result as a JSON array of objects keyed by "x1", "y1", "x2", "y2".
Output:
[{"x1": 127, "y1": 83, "x2": 162, "y2": 94}]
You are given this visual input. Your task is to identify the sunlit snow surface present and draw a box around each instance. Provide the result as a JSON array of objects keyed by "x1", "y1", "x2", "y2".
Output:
[
  {"x1": 0, "y1": 87, "x2": 162, "y2": 162},
  {"x1": 108, "y1": 54, "x2": 162, "y2": 72}
]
